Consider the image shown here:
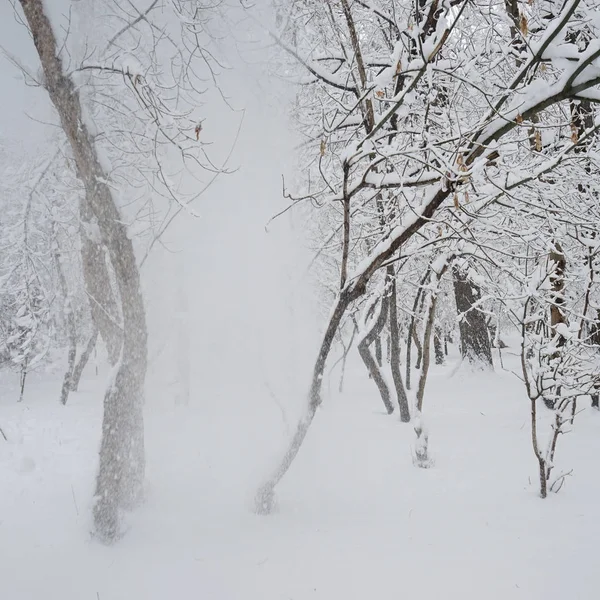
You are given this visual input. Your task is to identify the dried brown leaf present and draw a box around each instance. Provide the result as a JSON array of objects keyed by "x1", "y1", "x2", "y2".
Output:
[{"x1": 519, "y1": 13, "x2": 528, "y2": 37}]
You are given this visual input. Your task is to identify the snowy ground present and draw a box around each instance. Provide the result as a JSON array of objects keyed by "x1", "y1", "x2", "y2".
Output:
[{"x1": 1, "y1": 345, "x2": 599, "y2": 600}]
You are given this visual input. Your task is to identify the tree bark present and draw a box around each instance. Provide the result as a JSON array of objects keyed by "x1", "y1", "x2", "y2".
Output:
[
  {"x1": 388, "y1": 271, "x2": 411, "y2": 422},
  {"x1": 452, "y1": 265, "x2": 493, "y2": 369},
  {"x1": 374, "y1": 336, "x2": 383, "y2": 368},
  {"x1": 19, "y1": 0, "x2": 148, "y2": 543},
  {"x1": 413, "y1": 325, "x2": 424, "y2": 370},
  {"x1": 433, "y1": 327, "x2": 444, "y2": 365}
]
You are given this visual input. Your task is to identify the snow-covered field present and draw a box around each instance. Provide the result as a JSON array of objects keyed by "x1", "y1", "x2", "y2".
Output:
[{"x1": 2, "y1": 347, "x2": 598, "y2": 600}]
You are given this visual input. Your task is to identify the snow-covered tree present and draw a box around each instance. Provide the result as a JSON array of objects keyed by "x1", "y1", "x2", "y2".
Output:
[
  {"x1": 15, "y1": 0, "x2": 232, "y2": 541},
  {"x1": 256, "y1": 0, "x2": 600, "y2": 511}
]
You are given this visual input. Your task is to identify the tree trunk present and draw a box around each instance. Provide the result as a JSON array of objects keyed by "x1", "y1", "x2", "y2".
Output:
[
  {"x1": 69, "y1": 328, "x2": 98, "y2": 392},
  {"x1": 358, "y1": 295, "x2": 394, "y2": 414},
  {"x1": 416, "y1": 262, "x2": 448, "y2": 413},
  {"x1": 413, "y1": 325, "x2": 424, "y2": 370},
  {"x1": 255, "y1": 290, "x2": 351, "y2": 514},
  {"x1": 452, "y1": 265, "x2": 493, "y2": 369},
  {"x1": 433, "y1": 327, "x2": 444, "y2": 365},
  {"x1": 388, "y1": 271, "x2": 411, "y2": 422},
  {"x1": 406, "y1": 270, "x2": 430, "y2": 389},
  {"x1": 374, "y1": 337, "x2": 383, "y2": 368},
  {"x1": 54, "y1": 251, "x2": 77, "y2": 405},
  {"x1": 80, "y1": 199, "x2": 122, "y2": 366},
  {"x1": 18, "y1": 359, "x2": 28, "y2": 403},
  {"x1": 19, "y1": 0, "x2": 148, "y2": 543},
  {"x1": 413, "y1": 258, "x2": 449, "y2": 468}
]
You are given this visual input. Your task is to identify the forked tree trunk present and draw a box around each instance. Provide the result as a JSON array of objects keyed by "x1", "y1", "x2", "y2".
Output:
[
  {"x1": 413, "y1": 257, "x2": 451, "y2": 468},
  {"x1": 19, "y1": 0, "x2": 148, "y2": 543},
  {"x1": 358, "y1": 295, "x2": 394, "y2": 414},
  {"x1": 388, "y1": 271, "x2": 410, "y2": 422},
  {"x1": 452, "y1": 265, "x2": 493, "y2": 369},
  {"x1": 416, "y1": 259, "x2": 449, "y2": 413}
]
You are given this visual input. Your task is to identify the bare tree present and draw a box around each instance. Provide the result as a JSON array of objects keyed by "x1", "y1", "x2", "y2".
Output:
[
  {"x1": 18, "y1": 0, "x2": 147, "y2": 541},
  {"x1": 18, "y1": 0, "x2": 232, "y2": 539}
]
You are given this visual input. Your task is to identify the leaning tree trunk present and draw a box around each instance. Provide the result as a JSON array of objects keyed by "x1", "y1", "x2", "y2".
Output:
[
  {"x1": 19, "y1": 0, "x2": 148, "y2": 543},
  {"x1": 255, "y1": 291, "x2": 351, "y2": 514},
  {"x1": 452, "y1": 265, "x2": 493, "y2": 369}
]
